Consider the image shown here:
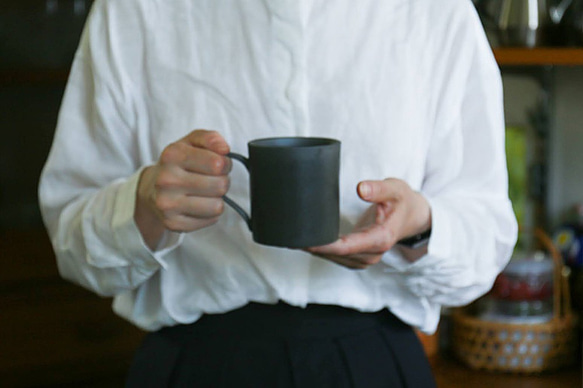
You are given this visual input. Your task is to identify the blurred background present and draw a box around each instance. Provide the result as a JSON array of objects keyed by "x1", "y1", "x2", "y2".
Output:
[
  {"x1": 1, "y1": 1, "x2": 144, "y2": 387},
  {"x1": 1, "y1": 0, "x2": 583, "y2": 386}
]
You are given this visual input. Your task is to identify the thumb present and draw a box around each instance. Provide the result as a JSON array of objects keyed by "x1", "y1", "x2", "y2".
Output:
[{"x1": 357, "y1": 178, "x2": 404, "y2": 204}]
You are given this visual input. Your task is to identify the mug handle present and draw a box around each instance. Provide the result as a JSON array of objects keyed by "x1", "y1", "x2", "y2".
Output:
[{"x1": 223, "y1": 152, "x2": 252, "y2": 231}]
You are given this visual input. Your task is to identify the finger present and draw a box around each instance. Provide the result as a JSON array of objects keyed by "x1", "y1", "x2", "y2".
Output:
[
  {"x1": 180, "y1": 197, "x2": 226, "y2": 219},
  {"x1": 352, "y1": 202, "x2": 394, "y2": 229},
  {"x1": 162, "y1": 215, "x2": 220, "y2": 233},
  {"x1": 184, "y1": 129, "x2": 230, "y2": 155},
  {"x1": 303, "y1": 247, "x2": 378, "y2": 262},
  {"x1": 357, "y1": 178, "x2": 407, "y2": 204},
  {"x1": 315, "y1": 254, "x2": 369, "y2": 270},
  {"x1": 156, "y1": 168, "x2": 230, "y2": 197},
  {"x1": 312, "y1": 252, "x2": 382, "y2": 270},
  {"x1": 160, "y1": 142, "x2": 232, "y2": 176},
  {"x1": 185, "y1": 175, "x2": 230, "y2": 197},
  {"x1": 307, "y1": 224, "x2": 396, "y2": 256},
  {"x1": 157, "y1": 195, "x2": 226, "y2": 220}
]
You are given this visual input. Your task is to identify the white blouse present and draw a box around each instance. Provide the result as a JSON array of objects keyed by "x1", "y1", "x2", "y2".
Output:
[{"x1": 39, "y1": 0, "x2": 518, "y2": 333}]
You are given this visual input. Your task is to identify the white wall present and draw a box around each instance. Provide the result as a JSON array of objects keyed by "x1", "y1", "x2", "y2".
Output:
[
  {"x1": 503, "y1": 67, "x2": 583, "y2": 229},
  {"x1": 502, "y1": 73, "x2": 541, "y2": 230},
  {"x1": 549, "y1": 67, "x2": 583, "y2": 227}
]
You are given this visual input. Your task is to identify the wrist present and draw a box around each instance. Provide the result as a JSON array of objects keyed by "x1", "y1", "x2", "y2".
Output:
[
  {"x1": 397, "y1": 228, "x2": 431, "y2": 249},
  {"x1": 411, "y1": 191, "x2": 432, "y2": 235},
  {"x1": 397, "y1": 191, "x2": 432, "y2": 249},
  {"x1": 134, "y1": 166, "x2": 166, "y2": 250}
]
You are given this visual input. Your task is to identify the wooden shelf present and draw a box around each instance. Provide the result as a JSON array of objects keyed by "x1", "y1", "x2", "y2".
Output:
[{"x1": 494, "y1": 48, "x2": 583, "y2": 66}]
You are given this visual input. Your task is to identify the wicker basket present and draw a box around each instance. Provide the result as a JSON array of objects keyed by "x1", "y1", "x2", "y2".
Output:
[{"x1": 452, "y1": 228, "x2": 579, "y2": 373}]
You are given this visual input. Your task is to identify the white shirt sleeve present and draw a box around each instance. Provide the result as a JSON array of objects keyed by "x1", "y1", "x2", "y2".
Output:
[
  {"x1": 383, "y1": 3, "x2": 518, "y2": 308},
  {"x1": 38, "y1": 2, "x2": 182, "y2": 297}
]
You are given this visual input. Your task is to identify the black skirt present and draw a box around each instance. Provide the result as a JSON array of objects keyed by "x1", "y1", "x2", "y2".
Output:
[{"x1": 126, "y1": 301, "x2": 436, "y2": 388}]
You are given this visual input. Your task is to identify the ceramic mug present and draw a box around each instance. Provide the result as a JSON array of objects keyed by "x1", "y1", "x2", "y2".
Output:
[{"x1": 224, "y1": 137, "x2": 341, "y2": 248}]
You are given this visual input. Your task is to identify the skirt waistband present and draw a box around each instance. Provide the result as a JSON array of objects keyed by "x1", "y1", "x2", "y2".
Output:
[{"x1": 158, "y1": 301, "x2": 408, "y2": 342}]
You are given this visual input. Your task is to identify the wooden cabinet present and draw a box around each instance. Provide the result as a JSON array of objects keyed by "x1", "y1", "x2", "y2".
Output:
[{"x1": 0, "y1": 230, "x2": 144, "y2": 387}]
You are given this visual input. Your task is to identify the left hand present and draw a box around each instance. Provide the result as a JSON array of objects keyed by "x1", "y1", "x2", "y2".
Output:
[{"x1": 306, "y1": 178, "x2": 431, "y2": 269}]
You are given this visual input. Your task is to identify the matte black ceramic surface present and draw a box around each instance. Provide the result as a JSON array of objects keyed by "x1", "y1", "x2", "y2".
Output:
[{"x1": 225, "y1": 137, "x2": 340, "y2": 248}]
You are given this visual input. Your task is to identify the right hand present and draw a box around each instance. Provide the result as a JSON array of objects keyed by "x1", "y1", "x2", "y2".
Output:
[{"x1": 134, "y1": 129, "x2": 232, "y2": 249}]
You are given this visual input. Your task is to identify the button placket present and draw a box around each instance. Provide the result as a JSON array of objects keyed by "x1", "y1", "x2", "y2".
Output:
[{"x1": 269, "y1": 0, "x2": 309, "y2": 137}]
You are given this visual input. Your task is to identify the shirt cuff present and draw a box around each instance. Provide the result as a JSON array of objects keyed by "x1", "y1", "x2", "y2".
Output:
[
  {"x1": 111, "y1": 168, "x2": 183, "y2": 271},
  {"x1": 424, "y1": 194, "x2": 453, "y2": 260}
]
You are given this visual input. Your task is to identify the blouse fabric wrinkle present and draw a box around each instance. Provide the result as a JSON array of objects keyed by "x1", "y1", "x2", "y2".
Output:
[{"x1": 38, "y1": 0, "x2": 517, "y2": 333}]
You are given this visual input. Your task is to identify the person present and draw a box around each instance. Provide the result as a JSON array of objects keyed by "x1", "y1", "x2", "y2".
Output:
[{"x1": 38, "y1": 0, "x2": 518, "y2": 386}]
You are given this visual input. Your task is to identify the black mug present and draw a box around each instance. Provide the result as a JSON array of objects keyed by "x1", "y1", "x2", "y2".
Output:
[{"x1": 224, "y1": 137, "x2": 341, "y2": 248}]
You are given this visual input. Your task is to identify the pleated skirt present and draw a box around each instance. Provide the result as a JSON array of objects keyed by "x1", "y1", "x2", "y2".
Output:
[{"x1": 126, "y1": 301, "x2": 436, "y2": 388}]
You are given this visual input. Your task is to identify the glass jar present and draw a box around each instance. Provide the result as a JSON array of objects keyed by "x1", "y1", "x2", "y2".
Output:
[{"x1": 480, "y1": 251, "x2": 554, "y2": 321}]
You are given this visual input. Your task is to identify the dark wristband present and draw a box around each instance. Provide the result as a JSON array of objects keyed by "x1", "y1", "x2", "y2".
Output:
[{"x1": 397, "y1": 228, "x2": 431, "y2": 249}]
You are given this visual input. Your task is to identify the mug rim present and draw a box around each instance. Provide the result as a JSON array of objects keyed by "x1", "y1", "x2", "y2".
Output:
[{"x1": 249, "y1": 136, "x2": 340, "y2": 148}]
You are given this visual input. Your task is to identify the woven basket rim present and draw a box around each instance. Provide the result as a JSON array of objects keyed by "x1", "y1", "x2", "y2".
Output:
[{"x1": 452, "y1": 307, "x2": 578, "y2": 329}]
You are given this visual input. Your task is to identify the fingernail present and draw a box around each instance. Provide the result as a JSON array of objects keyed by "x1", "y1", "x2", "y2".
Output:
[
  {"x1": 359, "y1": 183, "x2": 371, "y2": 199},
  {"x1": 222, "y1": 157, "x2": 233, "y2": 174}
]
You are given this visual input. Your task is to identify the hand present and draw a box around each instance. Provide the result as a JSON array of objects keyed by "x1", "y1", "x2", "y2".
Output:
[
  {"x1": 134, "y1": 129, "x2": 232, "y2": 249},
  {"x1": 306, "y1": 178, "x2": 431, "y2": 269}
]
